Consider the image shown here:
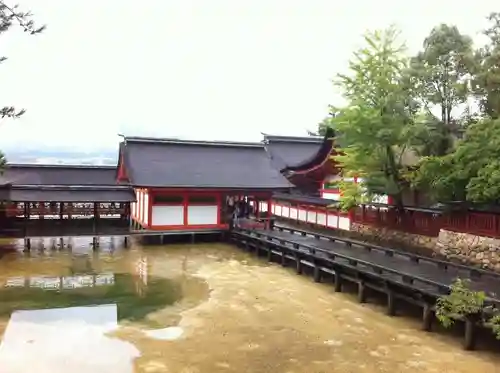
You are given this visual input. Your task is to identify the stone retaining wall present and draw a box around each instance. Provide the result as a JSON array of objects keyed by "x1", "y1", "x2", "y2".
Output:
[
  {"x1": 349, "y1": 223, "x2": 439, "y2": 258},
  {"x1": 436, "y1": 229, "x2": 500, "y2": 272},
  {"x1": 275, "y1": 218, "x2": 500, "y2": 272},
  {"x1": 351, "y1": 223, "x2": 500, "y2": 272}
]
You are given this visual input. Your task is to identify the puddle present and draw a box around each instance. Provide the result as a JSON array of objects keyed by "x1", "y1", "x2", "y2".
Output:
[{"x1": 143, "y1": 326, "x2": 184, "y2": 341}]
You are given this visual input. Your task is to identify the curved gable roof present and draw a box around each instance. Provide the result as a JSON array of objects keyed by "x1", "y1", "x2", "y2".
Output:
[
  {"x1": 120, "y1": 137, "x2": 292, "y2": 189},
  {"x1": 263, "y1": 127, "x2": 335, "y2": 173}
]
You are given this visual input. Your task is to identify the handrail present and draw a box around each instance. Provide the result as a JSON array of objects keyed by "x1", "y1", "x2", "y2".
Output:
[
  {"x1": 274, "y1": 223, "x2": 500, "y2": 280},
  {"x1": 236, "y1": 228, "x2": 450, "y2": 295},
  {"x1": 235, "y1": 227, "x2": 500, "y2": 307}
]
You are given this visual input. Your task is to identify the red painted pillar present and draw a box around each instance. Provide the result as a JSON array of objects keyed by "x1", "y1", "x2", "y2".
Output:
[
  {"x1": 147, "y1": 189, "x2": 153, "y2": 229},
  {"x1": 267, "y1": 197, "x2": 272, "y2": 229},
  {"x1": 216, "y1": 193, "x2": 222, "y2": 225},
  {"x1": 183, "y1": 192, "x2": 189, "y2": 226}
]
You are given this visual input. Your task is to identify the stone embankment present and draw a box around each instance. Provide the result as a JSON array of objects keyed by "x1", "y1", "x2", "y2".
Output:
[{"x1": 350, "y1": 223, "x2": 500, "y2": 272}]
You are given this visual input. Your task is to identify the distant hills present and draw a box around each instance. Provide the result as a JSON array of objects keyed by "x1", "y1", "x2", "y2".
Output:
[{"x1": 3, "y1": 148, "x2": 118, "y2": 165}]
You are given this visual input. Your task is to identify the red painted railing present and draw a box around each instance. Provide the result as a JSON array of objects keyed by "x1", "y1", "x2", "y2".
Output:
[
  {"x1": 441, "y1": 211, "x2": 500, "y2": 237},
  {"x1": 352, "y1": 206, "x2": 441, "y2": 237},
  {"x1": 352, "y1": 206, "x2": 500, "y2": 238}
]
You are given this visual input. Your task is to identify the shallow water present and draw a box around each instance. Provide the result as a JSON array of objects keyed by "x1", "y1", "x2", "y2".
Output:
[{"x1": 0, "y1": 237, "x2": 498, "y2": 373}]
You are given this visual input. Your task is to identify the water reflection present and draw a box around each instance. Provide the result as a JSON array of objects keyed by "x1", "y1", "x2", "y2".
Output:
[
  {"x1": 0, "y1": 238, "x2": 499, "y2": 372},
  {"x1": 0, "y1": 304, "x2": 140, "y2": 373}
]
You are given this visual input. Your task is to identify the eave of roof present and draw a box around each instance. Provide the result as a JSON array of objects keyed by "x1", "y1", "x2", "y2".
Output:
[
  {"x1": 263, "y1": 127, "x2": 336, "y2": 176},
  {"x1": 262, "y1": 134, "x2": 324, "y2": 144},
  {"x1": 6, "y1": 163, "x2": 116, "y2": 170},
  {"x1": 124, "y1": 136, "x2": 263, "y2": 148},
  {"x1": 2, "y1": 184, "x2": 136, "y2": 202},
  {"x1": 121, "y1": 136, "x2": 293, "y2": 189},
  {"x1": 3, "y1": 163, "x2": 120, "y2": 187}
]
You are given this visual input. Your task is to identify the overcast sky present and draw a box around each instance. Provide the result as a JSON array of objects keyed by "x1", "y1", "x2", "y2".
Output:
[{"x1": 0, "y1": 0, "x2": 496, "y2": 150}]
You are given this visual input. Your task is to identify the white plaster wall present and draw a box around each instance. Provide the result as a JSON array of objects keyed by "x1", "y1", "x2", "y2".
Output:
[
  {"x1": 282, "y1": 206, "x2": 290, "y2": 218},
  {"x1": 317, "y1": 212, "x2": 327, "y2": 226},
  {"x1": 274, "y1": 205, "x2": 282, "y2": 216},
  {"x1": 298, "y1": 209, "x2": 307, "y2": 221},
  {"x1": 131, "y1": 200, "x2": 136, "y2": 217},
  {"x1": 339, "y1": 216, "x2": 351, "y2": 230},
  {"x1": 152, "y1": 206, "x2": 184, "y2": 226},
  {"x1": 322, "y1": 192, "x2": 340, "y2": 200},
  {"x1": 327, "y1": 214, "x2": 338, "y2": 228},
  {"x1": 259, "y1": 202, "x2": 268, "y2": 212},
  {"x1": 307, "y1": 211, "x2": 317, "y2": 223},
  {"x1": 290, "y1": 208, "x2": 298, "y2": 220},
  {"x1": 187, "y1": 206, "x2": 218, "y2": 225}
]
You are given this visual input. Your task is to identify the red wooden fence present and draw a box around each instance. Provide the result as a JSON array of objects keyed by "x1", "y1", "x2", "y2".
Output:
[{"x1": 352, "y1": 205, "x2": 500, "y2": 238}]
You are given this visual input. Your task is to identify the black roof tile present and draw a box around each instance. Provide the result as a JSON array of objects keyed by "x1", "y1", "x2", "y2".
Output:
[
  {"x1": 263, "y1": 134, "x2": 324, "y2": 171},
  {"x1": 122, "y1": 137, "x2": 292, "y2": 189},
  {"x1": 6, "y1": 186, "x2": 136, "y2": 202},
  {"x1": 264, "y1": 128, "x2": 336, "y2": 172},
  {"x1": 2, "y1": 164, "x2": 118, "y2": 186}
]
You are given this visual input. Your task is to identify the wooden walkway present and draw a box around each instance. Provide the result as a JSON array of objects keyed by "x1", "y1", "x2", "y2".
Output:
[
  {"x1": 232, "y1": 224, "x2": 500, "y2": 350},
  {"x1": 247, "y1": 224, "x2": 500, "y2": 303}
]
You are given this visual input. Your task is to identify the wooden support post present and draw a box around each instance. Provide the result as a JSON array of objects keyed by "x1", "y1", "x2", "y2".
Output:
[
  {"x1": 59, "y1": 237, "x2": 64, "y2": 250},
  {"x1": 313, "y1": 262, "x2": 321, "y2": 283},
  {"x1": 334, "y1": 271, "x2": 342, "y2": 292},
  {"x1": 267, "y1": 197, "x2": 272, "y2": 229},
  {"x1": 59, "y1": 203, "x2": 64, "y2": 220},
  {"x1": 357, "y1": 282, "x2": 367, "y2": 303},
  {"x1": 422, "y1": 303, "x2": 433, "y2": 331},
  {"x1": 40, "y1": 202, "x2": 45, "y2": 221},
  {"x1": 124, "y1": 236, "x2": 128, "y2": 248},
  {"x1": 24, "y1": 238, "x2": 31, "y2": 251},
  {"x1": 295, "y1": 254, "x2": 302, "y2": 274},
  {"x1": 280, "y1": 250, "x2": 286, "y2": 266},
  {"x1": 386, "y1": 290, "x2": 396, "y2": 316},
  {"x1": 463, "y1": 318, "x2": 477, "y2": 351},
  {"x1": 92, "y1": 237, "x2": 97, "y2": 250}
]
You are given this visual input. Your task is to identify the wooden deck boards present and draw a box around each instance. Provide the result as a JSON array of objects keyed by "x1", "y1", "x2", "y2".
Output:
[{"x1": 251, "y1": 227, "x2": 500, "y2": 302}]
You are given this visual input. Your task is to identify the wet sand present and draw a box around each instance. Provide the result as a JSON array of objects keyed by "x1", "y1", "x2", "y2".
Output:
[{"x1": 0, "y1": 241, "x2": 498, "y2": 372}]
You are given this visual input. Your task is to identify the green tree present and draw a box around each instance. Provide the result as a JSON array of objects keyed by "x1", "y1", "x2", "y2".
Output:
[
  {"x1": 308, "y1": 113, "x2": 335, "y2": 137},
  {"x1": 436, "y1": 278, "x2": 486, "y2": 328},
  {"x1": 471, "y1": 12, "x2": 500, "y2": 120},
  {"x1": 413, "y1": 117, "x2": 500, "y2": 204},
  {"x1": 0, "y1": 2, "x2": 44, "y2": 170},
  {"x1": 407, "y1": 24, "x2": 474, "y2": 156},
  {"x1": 330, "y1": 26, "x2": 418, "y2": 209}
]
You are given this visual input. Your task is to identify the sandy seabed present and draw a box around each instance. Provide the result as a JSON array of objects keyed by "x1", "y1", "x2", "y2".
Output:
[
  {"x1": 118, "y1": 245, "x2": 500, "y2": 373},
  {"x1": 0, "y1": 243, "x2": 499, "y2": 373}
]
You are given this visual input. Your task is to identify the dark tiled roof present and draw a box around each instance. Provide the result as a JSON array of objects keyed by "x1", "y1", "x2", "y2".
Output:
[
  {"x1": 263, "y1": 135, "x2": 323, "y2": 171},
  {"x1": 273, "y1": 192, "x2": 338, "y2": 207},
  {"x1": 121, "y1": 137, "x2": 292, "y2": 189},
  {"x1": 0, "y1": 187, "x2": 10, "y2": 200},
  {"x1": 6, "y1": 186, "x2": 136, "y2": 202},
  {"x1": 2, "y1": 164, "x2": 118, "y2": 186}
]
